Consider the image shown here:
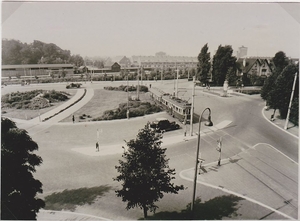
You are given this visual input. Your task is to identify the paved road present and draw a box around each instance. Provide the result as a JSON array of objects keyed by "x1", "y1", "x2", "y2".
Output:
[
  {"x1": 2, "y1": 81, "x2": 298, "y2": 220},
  {"x1": 152, "y1": 80, "x2": 298, "y2": 219}
]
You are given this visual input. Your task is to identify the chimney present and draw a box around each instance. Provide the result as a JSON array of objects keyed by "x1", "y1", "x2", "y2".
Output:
[{"x1": 243, "y1": 58, "x2": 246, "y2": 67}]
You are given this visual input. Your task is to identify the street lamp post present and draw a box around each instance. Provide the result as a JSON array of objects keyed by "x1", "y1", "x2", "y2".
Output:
[{"x1": 191, "y1": 108, "x2": 213, "y2": 219}]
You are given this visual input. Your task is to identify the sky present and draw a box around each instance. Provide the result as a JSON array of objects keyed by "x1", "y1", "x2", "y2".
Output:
[{"x1": 2, "y1": 1, "x2": 300, "y2": 59}]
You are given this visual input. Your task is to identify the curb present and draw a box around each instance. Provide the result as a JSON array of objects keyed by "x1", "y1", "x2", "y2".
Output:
[
  {"x1": 38, "y1": 209, "x2": 112, "y2": 221},
  {"x1": 261, "y1": 107, "x2": 298, "y2": 139},
  {"x1": 43, "y1": 89, "x2": 87, "y2": 122}
]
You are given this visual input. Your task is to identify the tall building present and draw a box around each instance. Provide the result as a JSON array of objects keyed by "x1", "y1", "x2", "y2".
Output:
[{"x1": 237, "y1": 46, "x2": 248, "y2": 59}]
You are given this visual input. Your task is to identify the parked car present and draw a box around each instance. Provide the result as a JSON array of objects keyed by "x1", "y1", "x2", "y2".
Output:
[
  {"x1": 66, "y1": 83, "x2": 82, "y2": 89},
  {"x1": 150, "y1": 118, "x2": 180, "y2": 132}
]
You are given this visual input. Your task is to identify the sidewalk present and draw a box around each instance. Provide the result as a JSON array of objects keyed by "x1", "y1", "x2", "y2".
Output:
[
  {"x1": 262, "y1": 107, "x2": 298, "y2": 138},
  {"x1": 71, "y1": 120, "x2": 232, "y2": 157}
]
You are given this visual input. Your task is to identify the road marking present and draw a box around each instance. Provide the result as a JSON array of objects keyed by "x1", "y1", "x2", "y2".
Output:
[
  {"x1": 180, "y1": 142, "x2": 297, "y2": 220},
  {"x1": 179, "y1": 169, "x2": 295, "y2": 220},
  {"x1": 252, "y1": 143, "x2": 298, "y2": 165},
  {"x1": 261, "y1": 107, "x2": 298, "y2": 139}
]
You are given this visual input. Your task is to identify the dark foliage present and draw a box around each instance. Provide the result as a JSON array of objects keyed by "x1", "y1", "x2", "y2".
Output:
[
  {"x1": 212, "y1": 45, "x2": 237, "y2": 86},
  {"x1": 261, "y1": 50, "x2": 299, "y2": 126},
  {"x1": 290, "y1": 97, "x2": 299, "y2": 126},
  {"x1": 1, "y1": 118, "x2": 45, "y2": 220},
  {"x1": 114, "y1": 123, "x2": 184, "y2": 218},
  {"x1": 104, "y1": 85, "x2": 148, "y2": 93},
  {"x1": 197, "y1": 43, "x2": 211, "y2": 84},
  {"x1": 93, "y1": 101, "x2": 161, "y2": 121},
  {"x1": 2, "y1": 39, "x2": 84, "y2": 66},
  {"x1": 1, "y1": 90, "x2": 69, "y2": 110},
  {"x1": 271, "y1": 64, "x2": 299, "y2": 118}
]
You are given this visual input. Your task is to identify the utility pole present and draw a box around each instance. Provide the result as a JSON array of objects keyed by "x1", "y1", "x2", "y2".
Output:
[
  {"x1": 137, "y1": 67, "x2": 140, "y2": 100},
  {"x1": 176, "y1": 67, "x2": 179, "y2": 98},
  {"x1": 190, "y1": 76, "x2": 195, "y2": 136},
  {"x1": 141, "y1": 66, "x2": 143, "y2": 85},
  {"x1": 284, "y1": 72, "x2": 298, "y2": 130}
]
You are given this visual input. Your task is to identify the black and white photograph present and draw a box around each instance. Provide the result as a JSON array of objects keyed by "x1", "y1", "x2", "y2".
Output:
[{"x1": 1, "y1": 1, "x2": 299, "y2": 220}]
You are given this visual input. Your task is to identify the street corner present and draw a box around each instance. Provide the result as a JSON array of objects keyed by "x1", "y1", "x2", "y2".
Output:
[
  {"x1": 72, "y1": 144, "x2": 123, "y2": 157},
  {"x1": 261, "y1": 107, "x2": 298, "y2": 138}
]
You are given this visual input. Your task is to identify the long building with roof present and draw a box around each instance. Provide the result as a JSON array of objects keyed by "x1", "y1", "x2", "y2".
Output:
[
  {"x1": 132, "y1": 52, "x2": 198, "y2": 69},
  {"x1": 1, "y1": 64, "x2": 74, "y2": 78}
]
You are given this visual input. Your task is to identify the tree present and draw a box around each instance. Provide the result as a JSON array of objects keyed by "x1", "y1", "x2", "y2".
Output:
[
  {"x1": 114, "y1": 123, "x2": 184, "y2": 219},
  {"x1": 290, "y1": 97, "x2": 299, "y2": 126},
  {"x1": 197, "y1": 43, "x2": 211, "y2": 84},
  {"x1": 269, "y1": 64, "x2": 298, "y2": 118},
  {"x1": 69, "y1": 54, "x2": 84, "y2": 67},
  {"x1": 226, "y1": 67, "x2": 238, "y2": 86},
  {"x1": 272, "y1": 51, "x2": 289, "y2": 74},
  {"x1": 261, "y1": 51, "x2": 290, "y2": 104},
  {"x1": 1, "y1": 117, "x2": 45, "y2": 220},
  {"x1": 61, "y1": 69, "x2": 67, "y2": 79},
  {"x1": 212, "y1": 45, "x2": 236, "y2": 86}
]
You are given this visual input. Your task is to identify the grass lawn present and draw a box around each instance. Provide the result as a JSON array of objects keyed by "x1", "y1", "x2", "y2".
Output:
[
  {"x1": 1, "y1": 90, "x2": 77, "y2": 120},
  {"x1": 60, "y1": 89, "x2": 154, "y2": 122}
]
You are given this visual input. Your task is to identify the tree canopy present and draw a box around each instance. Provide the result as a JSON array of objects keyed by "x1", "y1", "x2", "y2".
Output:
[
  {"x1": 2, "y1": 39, "x2": 84, "y2": 66},
  {"x1": 272, "y1": 51, "x2": 289, "y2": 74},
  {"x1": 270, "y1": 64, "x2": 298, "y2": 118},
  {"x1": 212, "y1": 45, "x2": 236, "y2": 86},
  {"x1": 261, "y1": 51, "x2": 298, "y2": 124},
  {"x1": 1, "y1": 117, "x2": 45, "y2": 220},
  {"x1": 114, "y1": 123, "x2": 184, "y2": 218},
  {"x1": 197, "y1": 43, "x2": 211, "y2": 84}
]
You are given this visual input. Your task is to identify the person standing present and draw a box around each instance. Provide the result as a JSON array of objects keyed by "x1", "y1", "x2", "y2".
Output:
[
  {"x1": 96, "y1": 142, "x2": 99, "y2": 152},
  {"x1": 72, "y1": 115, "x2": 75, "y2": 123}
]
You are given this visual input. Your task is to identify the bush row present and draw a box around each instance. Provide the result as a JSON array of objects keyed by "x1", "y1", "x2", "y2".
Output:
[
  {"x1": 92, "y1": 101, "x2": 161, "y2": 121},
  {"x1": 104, "y1": 85, "x2": 148, "y2": 92}
]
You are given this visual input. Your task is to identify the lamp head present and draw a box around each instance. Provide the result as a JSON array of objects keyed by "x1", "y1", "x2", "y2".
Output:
[{"x1": 205, "y1": 115, "x2": 213, "y2": 127}]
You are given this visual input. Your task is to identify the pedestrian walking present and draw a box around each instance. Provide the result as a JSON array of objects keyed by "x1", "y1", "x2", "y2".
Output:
[
  {"x1": 72, "y1": 115, "x2": 75, "y2": 123},
  {"x1": 96, "y1": 142, "x2": 99, "y2": 152},
  {"x1": 216, "y1": 138, "x2": 222, "y2": 166},
  {"x1": 198, "y1": 159, "x2": 205, "y2": 174}
]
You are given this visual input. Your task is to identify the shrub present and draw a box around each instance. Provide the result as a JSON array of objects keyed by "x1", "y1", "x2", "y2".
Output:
[
  {"x1": 93, "y1": 101, "x2": 161, "y2": 121},
  {"x1": 1, "y1": 90, "x2": 69, "y2": 110}
]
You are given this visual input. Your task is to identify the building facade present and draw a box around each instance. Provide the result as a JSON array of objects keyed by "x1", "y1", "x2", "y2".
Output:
[
  {"x1": 1, "y1": 64, "x2": 74, "y2": 78},
  {"x1": 236, "y1": 57, "x2": 273, "y2": 77},
  {"x1": 132, "y1": 53, "x2": 198, "y2": 69}
]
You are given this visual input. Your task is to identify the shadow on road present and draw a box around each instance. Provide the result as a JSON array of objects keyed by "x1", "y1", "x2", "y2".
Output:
[
  {"x1": 44, "y1": 185, "x2": 112, "y2": 211},
  {"x1": 139, "y1": 195, "x2": 243, "y2": 220}
]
